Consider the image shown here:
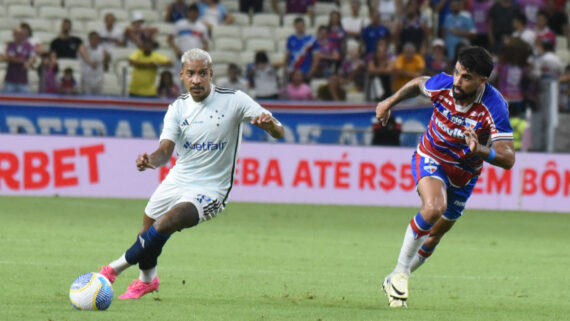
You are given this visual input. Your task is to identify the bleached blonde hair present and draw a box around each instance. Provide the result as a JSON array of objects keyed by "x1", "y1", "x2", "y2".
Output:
[{"x1": 181, "y1": 48, "x2": 212, "y2": 66}]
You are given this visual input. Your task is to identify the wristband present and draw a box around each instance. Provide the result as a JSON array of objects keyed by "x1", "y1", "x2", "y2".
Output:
[{"x1": 485, "y1": 147, "x2": 496, "y2": 162}]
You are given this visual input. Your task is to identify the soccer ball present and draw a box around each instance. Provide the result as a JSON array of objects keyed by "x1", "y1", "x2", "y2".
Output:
[{"x1": 69, "y1": 272, "x2": 114, "y2": 310}]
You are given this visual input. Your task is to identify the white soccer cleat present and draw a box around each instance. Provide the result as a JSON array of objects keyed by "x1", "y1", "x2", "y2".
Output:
[{"x1": 382, "y1": 273, "x2": 409, "y2": 308}]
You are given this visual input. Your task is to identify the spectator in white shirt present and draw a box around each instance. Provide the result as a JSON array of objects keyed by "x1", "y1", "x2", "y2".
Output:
[
  {"x1": 342, "y1": 0, "x2": 370, "y2": 40},
  {"x1": 168, "y1": 4, "x2": 209, "y2": 59},
  {"x1": 98, "y1": 13, "x2": 124, "y2": 51}
]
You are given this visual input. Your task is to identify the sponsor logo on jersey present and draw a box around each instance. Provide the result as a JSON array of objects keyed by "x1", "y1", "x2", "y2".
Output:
[
  {"x1": 183, "y1": 141, "x2": 227, "y2": 151},
  {"x1": 434, "y1": 117, "x2": 465, "y2": 139},
  {"x1": 453, "y1": 200, "x2": 466, "y2": 207}
]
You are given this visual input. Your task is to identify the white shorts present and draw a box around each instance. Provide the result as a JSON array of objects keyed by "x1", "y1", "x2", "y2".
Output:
[{"x1": 144, "y1": 180, "x2": 225, "y2": 223}]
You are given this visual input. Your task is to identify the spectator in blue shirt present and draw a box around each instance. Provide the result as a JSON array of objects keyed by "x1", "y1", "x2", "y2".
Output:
[
  {"x1": 285, "y1": 17, "x2": 316, "y2": 78},
  {"x1": 361, "y1": 11, "x2": 391, "y2": 56},
  {"x1": 443, "y1": 0, "x2": 476, "y2": 58}
]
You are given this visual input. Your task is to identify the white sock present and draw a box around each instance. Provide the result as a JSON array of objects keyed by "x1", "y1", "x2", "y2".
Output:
[
  {"x1": 139, "y1": 267, "x2": 157, "y2": 283},
  {"x1": 392, "y1": 225, "x2": 429, "y2": 275},
  {"x1": 410, "y1": 253, "x2": 427, "y2": 273},
  {"x1": 109, "y1": 254, "x2": 132, "y2": 274}
]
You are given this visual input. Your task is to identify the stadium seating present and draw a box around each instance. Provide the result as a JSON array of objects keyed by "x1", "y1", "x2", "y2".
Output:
[
  {"x1": 34, "y1": 31, "x2": 55, "y2": 44},
  {"x1": 314, "y1": 2, "x2": 339, "y2": 15},
  {"x1": 102, "y1": 72, "x2": 122, "y2": 95},
  {"x1": 269, "y1": 52, "x2": 285, "y2": 65},
  {"x1": 212, "y1": 63, "x2": 228, "y2": 78},
  {"x1": 212, "y1": 25, "x2": 242, "y2": 39},
  {"x1": 273, "y1": 27, "x2": 295, "y2": 41},
  {"x1": 214, "y1": 37, "x2": 243, "y2": 51},
  {"x1": 251, "y1": 13, "x2": 280, "y2": 28},
  {"x1": 8, "y1": 5, "x2": 37, "y2": 19},
  {"x1": 4, "y1": 0, "x2": 28, "y2": 6},
  {"x1": 58, "y1": 59, "x2": 81, "y2": 74},
  {"x1": 27, "y1": 19, "x2": 54, "y2": 32},
  {"x1": 239, "y1": 51, "x2": 255, "y2": 66},
  {"x1": 93, "y1": 0, "x2": 123, "y2": 10},
  {"x1": 155, "y1": 22, "x2": 175, "y2": 36},
  {"x1": 232, "y1": 12, "x2": 250, "y2": 26},
  {"x1": 314, "y1": 15, "x2": 330, "y2": 28},
  {"x1": 0, "y1": 30, "x2": 13, "y2": 42},
  {"x1": 210, "y1": 51, "x2": 239, "y2": 65},
  {"x1": 69, "y1": 7, "x2": 96, "y2": 22},
  {"x1": 246, "y1": 38, "x2": 276, "y2": 53},
  {"x1": 283, "y1": 14, "x2": 309, "y2": 28},
  {"x1": 221, "y1": 0, "x2": 238, "y2": 12},
  {"x1": 241, "y1": 26, "x2": 272, "y2": 40},
  {"x1": 0, "y1": 0, "x2": 374, "y2": 101},
  {"x1": 39, "y1": 7, "x2": 69, "y2": 20},
  {"x1": 65, "y1": 0, "x2": 93, "y2": 9},
  {"x1": 138, "y1": 9, "x2": 161, "y2": 23},
  {"x1": 556, "y1": 36, "x2": 568, "y2": 50},
  {"x1": 34, "y1": 0, "x2": 63, "y2": 8},
  {"x1": 124, "y1": 0, "x2": 153, "y2": 11},
  {"x1": 99, "y1": 8, "x2": 129, "y2": 22},
  {"x1": 110, "y1": 47, "x2": 134, "y2": 63}
]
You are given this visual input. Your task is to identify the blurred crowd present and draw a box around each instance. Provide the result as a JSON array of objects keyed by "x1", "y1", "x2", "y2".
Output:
[{"x1": 0, "y1": 0, "x2": 569, "y2": 104}]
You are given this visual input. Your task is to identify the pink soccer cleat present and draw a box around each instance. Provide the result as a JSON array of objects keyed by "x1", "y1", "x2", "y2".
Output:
[
  {"x1": 98, "y1": 265, "x2": 117, "y2": 284},
  {"x1": 118, "y1": 277, "x2": 159, "y2": 299}
]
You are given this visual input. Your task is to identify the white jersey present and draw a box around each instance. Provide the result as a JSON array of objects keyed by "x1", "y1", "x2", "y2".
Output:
[{"x1": 159, "y1": 85, "x2": 270, "y2": 203}]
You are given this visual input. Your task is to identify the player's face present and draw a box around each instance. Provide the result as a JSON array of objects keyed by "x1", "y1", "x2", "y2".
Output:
[
  {"x1": 180, "y1": 59, "x2": 213, "y2": 102},
  {"x1": 452, "y1": 62, "x2": 485, "y2": 102}
]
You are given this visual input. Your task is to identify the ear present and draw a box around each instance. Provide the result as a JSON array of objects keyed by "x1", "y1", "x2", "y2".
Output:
[{"x1": 179, "y1": 65, "x2": 184, "y2": 80}]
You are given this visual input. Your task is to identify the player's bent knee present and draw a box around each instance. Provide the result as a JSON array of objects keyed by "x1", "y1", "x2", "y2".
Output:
[{"x1": 421, "y1": 202, "x2": 447, "y2": 221}]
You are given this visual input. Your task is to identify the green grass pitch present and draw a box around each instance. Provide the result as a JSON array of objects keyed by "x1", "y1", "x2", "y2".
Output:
[{"x1": 0, "y1": 196, "x2": 569, "y2": 321}]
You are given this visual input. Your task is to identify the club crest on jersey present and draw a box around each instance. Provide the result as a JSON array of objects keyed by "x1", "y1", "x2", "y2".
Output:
[
  {"x1": 424, "y1": 165, "x2": 437, "y2": 174},
  {"x1": 464, "y1": 118, "x2": 478, "y2": 128}
]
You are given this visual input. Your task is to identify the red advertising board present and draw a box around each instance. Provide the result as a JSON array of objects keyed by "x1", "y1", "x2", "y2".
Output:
[{"x1": 1, "y1": 134, "x2": 569, "y2": 213}]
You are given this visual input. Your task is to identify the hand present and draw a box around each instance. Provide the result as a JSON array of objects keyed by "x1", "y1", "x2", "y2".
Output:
[
  {"x1": 375, "y1": 99, "x2": 392, "y2": 126},
  {"x1": 136, "y1": 153, "x2": 156, "y2": 171},
  {"x1": 463, "y1": 127, "x2": 479, "y2": 153},
  {"x1": 251, "y1": 113, "x2": 275, "y2": 131}
]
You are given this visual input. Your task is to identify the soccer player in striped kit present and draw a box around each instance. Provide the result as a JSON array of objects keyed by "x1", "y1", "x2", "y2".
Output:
[
  {"x1": 98, "y1": 48, "x2": 284, "y2": 299},
  {"x1": 375, "y1": 46, "x2": 515, "y2": 307}
]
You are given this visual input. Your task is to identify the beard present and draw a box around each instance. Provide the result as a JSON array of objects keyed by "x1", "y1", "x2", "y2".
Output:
[{"x1": 452, "y1": 85, "x2": 477, "y2": 101}]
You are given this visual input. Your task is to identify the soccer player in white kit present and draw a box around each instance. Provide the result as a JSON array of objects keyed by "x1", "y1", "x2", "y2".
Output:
[{"x1": 98, "y1": 48, "x2": 284, "y2": 299}]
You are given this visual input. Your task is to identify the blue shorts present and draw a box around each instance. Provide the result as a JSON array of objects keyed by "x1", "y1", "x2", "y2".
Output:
[{"x1": 411, "y1": 151, "x2": 478, "y2": 220}]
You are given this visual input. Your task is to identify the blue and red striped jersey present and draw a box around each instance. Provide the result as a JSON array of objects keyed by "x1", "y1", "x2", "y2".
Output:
[{"x1": 418, "y1": 72, "x2": 513, "y2": 186}]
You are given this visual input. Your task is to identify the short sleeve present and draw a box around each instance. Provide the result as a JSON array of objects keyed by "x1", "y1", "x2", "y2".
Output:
[
  {"x1": 235, "y1": 90, "x2": 271, "y2": 122},
  {"x1": 423, "y1": 72, "x2": 452, "y2": 97},
  {"x1": 159, "y1": 104, "x2": 180, "y2": 143},
  {"x1": 489, "y1": 100, "x2": 514, "y2": 142}
]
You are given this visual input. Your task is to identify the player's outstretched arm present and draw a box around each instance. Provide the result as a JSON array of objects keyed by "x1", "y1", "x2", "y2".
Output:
[
  {"x1": 251, "y1": 113, "x2": 284, "y2": 139},
  {"x1": 376, "y1": 76, "x2": 430, "y2": 126},
  {"x1": 464, "y1": 127, "x2": 515, "y2": 169},
  {"x1": 136, "y1": 139, "x2": 176, "y2": 171}
]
